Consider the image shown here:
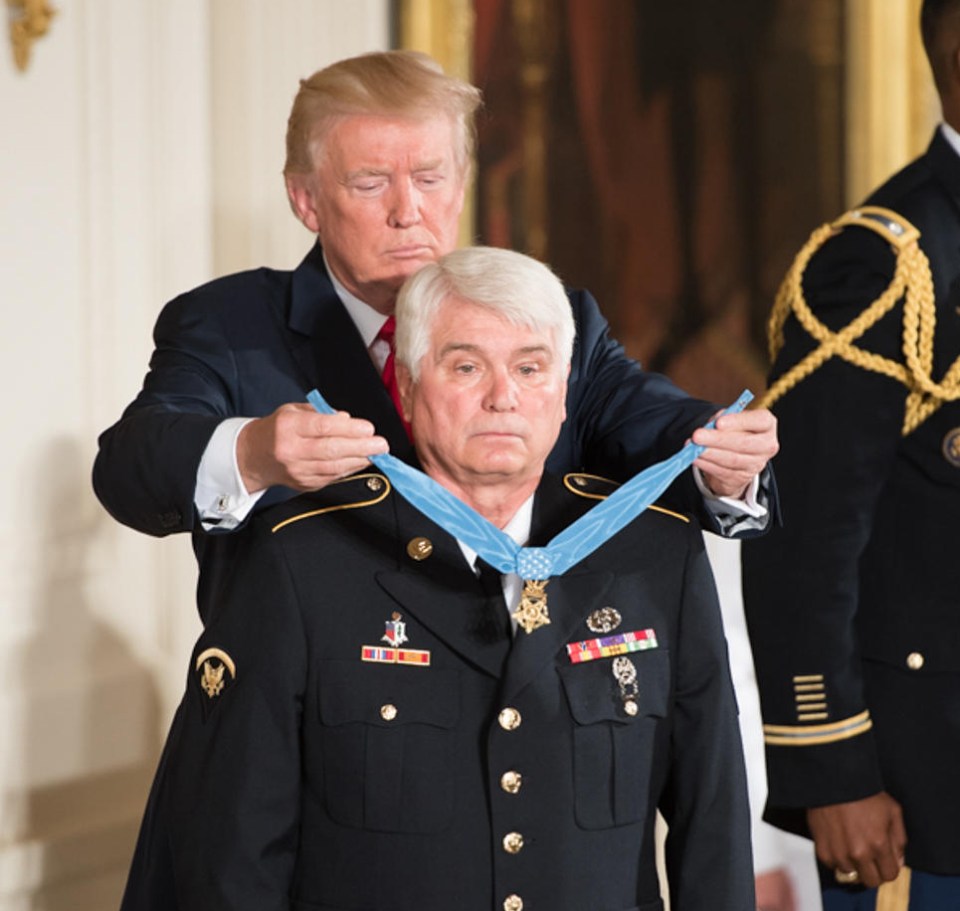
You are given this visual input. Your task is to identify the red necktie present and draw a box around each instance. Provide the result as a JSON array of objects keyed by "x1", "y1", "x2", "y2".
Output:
[{"x1": 376, "y1": 316, "x2": 412, "y2": 440}]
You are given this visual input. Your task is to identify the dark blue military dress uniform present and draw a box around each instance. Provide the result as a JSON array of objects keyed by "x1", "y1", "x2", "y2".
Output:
[
  {"x1": 121, "y1": 471, "x2": 754, "y2": 911},
  {"x1": 743, "y1": 129, "x2": 960, "y2": 911}
]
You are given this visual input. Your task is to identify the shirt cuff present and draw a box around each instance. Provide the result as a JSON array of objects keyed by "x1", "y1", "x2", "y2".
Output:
[
  {"x1": 694, "y1": 469, "x2": 767, "y2": 519},
  {"x1": 195, "y1": 417, "x2": 266, "y2": 530}
]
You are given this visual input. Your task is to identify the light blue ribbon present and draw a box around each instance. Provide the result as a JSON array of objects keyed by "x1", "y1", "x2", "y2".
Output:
[{"x1": 307, "y1": 389, "x2": 752, "y2": 578}]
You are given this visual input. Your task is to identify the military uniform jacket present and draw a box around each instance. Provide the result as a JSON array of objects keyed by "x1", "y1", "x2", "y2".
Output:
[
  {"x1": 121, "y1": 472, "x2": 753, "y2": 911},
  {"x1": 741, "y1": 128, "x2": 960, "y2": 874}
]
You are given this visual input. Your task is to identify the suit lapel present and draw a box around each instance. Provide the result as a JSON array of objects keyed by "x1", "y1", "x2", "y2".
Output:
[
  {"x1": 500, "y1": 475, "x2": 615, "y2": 699},
  {"x1": 375, "y1": 472, "x2": 617, "y2": 689},
  {"x1": 501, "y1": 568, "x2": 614, "y2": 701},
  {"x1": 285, "y1": 243, "x2": 416, "y2": 464},
  {"x1": 375, "y1": 495, "x2": 511, "y2": 678}
]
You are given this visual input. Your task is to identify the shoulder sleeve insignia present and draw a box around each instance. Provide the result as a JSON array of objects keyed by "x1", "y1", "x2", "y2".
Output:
[
  {"x1": 272, "y1": 472, "x2": 391, "y2": 533},
  {"x1": 194, "y1": 647, "x2": 236, "y2": 716},
  {"x1": 562, "y1": 472, "x2": 619, "y2": 501}
]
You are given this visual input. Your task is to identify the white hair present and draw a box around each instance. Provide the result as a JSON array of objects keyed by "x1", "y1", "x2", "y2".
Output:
[{"x1": 395, "y1": 247, "x2": 575, "y2": 380}]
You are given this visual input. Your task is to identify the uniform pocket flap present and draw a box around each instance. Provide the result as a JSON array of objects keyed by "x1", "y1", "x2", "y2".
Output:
[
  {"x1": 319, "y1": 661, "x2": 460, "y2": 728},
  {"x1": 558, "y1": 649, "x2": 670, "y2": 723}
]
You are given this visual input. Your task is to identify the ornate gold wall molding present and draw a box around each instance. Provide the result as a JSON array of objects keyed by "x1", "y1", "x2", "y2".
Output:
[
  {"x1": 844, "y1": 0, "x2": 939, "y2": 205},
  {"x1": 8, "y1": 0, "x2": 56, "y2": 73}
]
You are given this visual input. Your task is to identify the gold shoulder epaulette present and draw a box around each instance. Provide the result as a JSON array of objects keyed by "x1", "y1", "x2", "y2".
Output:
[
  {"x1": 271, "y1": 472, "x2": 390, "y2": 533},
  {"x1": 562, "y1": 472, "x2": 689, "y2": 523},
  {"x1": 833, "y1": 205, "x2": 919, "y2": 249},
  {"x1": 760, "y1": 204, "x2": 960, "y2": 435}
]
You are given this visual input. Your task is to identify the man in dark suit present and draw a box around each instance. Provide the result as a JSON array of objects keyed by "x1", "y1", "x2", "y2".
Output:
[
  {"x1": 742, "y1": 3, "x2": 960, "y2": 907},
  {"x1": 120, "y1": 245, "x2": 754, "y2": 911},
  {"x1": 92, "y1": 50, "x2": 778, "y2": 624}
]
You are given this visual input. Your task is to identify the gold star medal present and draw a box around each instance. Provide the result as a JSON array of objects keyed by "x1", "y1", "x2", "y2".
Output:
[{"x1": 514, "y1": 579, "x2": 550, "y2": 634}]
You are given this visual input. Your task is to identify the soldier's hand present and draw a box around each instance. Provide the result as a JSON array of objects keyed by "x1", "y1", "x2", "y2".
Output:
[
  {"x1": 807, "y1": 793, "x2": 906, "y2": 889},
  {"x1": 692, "y1": 407, "x2": 779, "y2": 499},
  {"x1": 237, "y1": 403, "x2": 389, "y2": 494}
]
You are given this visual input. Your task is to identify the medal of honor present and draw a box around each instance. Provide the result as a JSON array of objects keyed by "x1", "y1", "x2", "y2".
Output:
[
  {"x1": 307, "y1": 388, "x2": 752, "y2": 637},
  {"x1": 513, "y1": 579, "x2": 551, "y2": 634}
]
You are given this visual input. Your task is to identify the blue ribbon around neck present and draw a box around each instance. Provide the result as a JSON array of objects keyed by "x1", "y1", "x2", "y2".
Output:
[{"x1": 307, "y1": 389, "x2": 753, "y2": 579}]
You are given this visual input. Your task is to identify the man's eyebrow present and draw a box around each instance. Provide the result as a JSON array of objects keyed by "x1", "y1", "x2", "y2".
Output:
[
  {"x1": 438, "y1": 342, "x2": 480, "y2": 357},
  {"x1": 437, "y1": 342, "x2": 554, "y2": 357},
  {"x1": 343, "y1": 167, "x2": 390, "y2": 181},
  {"x1": 412, "y1": 159, "x2": 446, "y2": 172}
]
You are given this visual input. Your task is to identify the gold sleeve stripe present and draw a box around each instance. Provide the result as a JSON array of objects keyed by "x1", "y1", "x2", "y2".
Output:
[
  {"x1": 794, "y1": 683, "x2": 825, "y2": 692},
  {"x1": 764, "y1": 710, "x2": 872, "y2": 747},
  {"x1": 271, "y1": 474, "x2": 391, "y2": 533},
  {"x1": 793, "y1": 674, "x2": 824, "y2": 683}
]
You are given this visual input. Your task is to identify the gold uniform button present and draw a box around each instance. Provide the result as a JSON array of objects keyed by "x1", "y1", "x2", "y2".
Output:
[
  {"x1": 380, "y1": 703, "x2": 398, "y2": 721},
  {"x1": 498, "y1": 707, "x2": 522, "y2": 731},
  {"x1": 503, "y1": 894, "x2": 523, "y2": 911},
  {"x1": 906, "y1": 651, "x2": 925, "y2": 671},
  {"x1": 500, "y1": 770, "x2": 522, "y2": 794},
  {"x1": 366, "y1": 476, "x2": 384, "y2": 492},
  {"x1": 502, "y1": 831, "x2": 524, "y2": 854},
  {"x1": 406, "y1": 537, "x2": 433, "y2": 561}
]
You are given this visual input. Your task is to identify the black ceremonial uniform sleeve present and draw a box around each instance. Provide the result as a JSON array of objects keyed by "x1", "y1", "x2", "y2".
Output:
[
  {"x1": 741, "y1": 228, "x2": 900, "y2": 820},
  {"x1": 659, "y1": 527, "x2": 754, "y2": 910},
  {"x1": 163, "y1": 518, "x2": 308, "y2": 909}
]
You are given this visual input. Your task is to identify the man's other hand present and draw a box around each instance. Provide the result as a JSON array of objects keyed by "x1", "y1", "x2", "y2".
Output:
[
  {"x1": 692, "y1": 407, "x2": 779, "y2": 499},
  {"x1": 237, "y1": 403, "x2": 389, "y2": 493},
  {"x1": 807, "y1": 793, "x2": 906, "y2": 889}
]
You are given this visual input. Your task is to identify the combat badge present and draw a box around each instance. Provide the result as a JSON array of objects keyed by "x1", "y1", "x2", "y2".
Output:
[
  {"x1": 587, "y1": 606, "x2": 622, "y2": 634},
  {"x1": 513, "y1": 579, "x2": 551, "y2": 634}
]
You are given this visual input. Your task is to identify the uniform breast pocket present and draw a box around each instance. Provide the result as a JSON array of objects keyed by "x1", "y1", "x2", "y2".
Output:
[
  {"x1": 559, "y1": 649, "x2": 670, "y2": 830},
  {"x1": 317, "y1": 661, "x2": 460, "y2": 834}
]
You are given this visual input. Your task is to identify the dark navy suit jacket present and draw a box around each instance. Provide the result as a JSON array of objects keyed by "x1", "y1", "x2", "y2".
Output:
[{"x1": 93, "y1": 244, "x2": 746, "y2": 620}]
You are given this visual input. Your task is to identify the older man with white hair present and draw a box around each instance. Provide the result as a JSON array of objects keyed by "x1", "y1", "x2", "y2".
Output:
[{"x1": 119, "y1": 247, "x2": 754, "y2": 911}]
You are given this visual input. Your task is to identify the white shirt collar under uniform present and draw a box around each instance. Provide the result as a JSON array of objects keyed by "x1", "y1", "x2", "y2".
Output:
[
  {"x1": 457, "y1": 493, "x2": 535, "y2": 626},
  {"x1": 940, "y1": 121, "x2": 960, "y2": 159}
]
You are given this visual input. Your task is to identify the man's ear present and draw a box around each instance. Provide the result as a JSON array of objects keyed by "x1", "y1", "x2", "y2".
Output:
[
  {"x1": 396, "y1": 362, "x2": 415, "y2": 421},
  {"x1": 285, "y1": 174, "x2": 322, "y2": 234}
]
